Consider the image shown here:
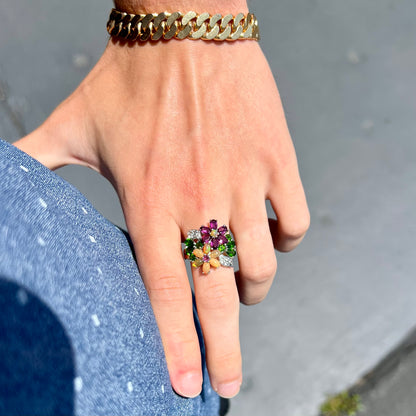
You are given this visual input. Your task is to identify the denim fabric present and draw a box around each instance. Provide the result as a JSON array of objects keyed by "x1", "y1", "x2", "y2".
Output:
[{"x1": 0, "y1": 138, "x2": 223, "y2": 416}]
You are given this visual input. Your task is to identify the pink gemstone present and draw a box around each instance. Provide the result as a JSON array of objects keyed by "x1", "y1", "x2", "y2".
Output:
[
  {"x1": 203, "y1": 255, "x2": 210, "y2": 262},
  {"x1": 200, "y1": 226, "x2": 210, "y2": 235},
  {"x1": 202, "y1": 234, "x2": 210, "y2": 242},
  {"x1": 218, "y1": 225, "x2": 228, "y2": 235},
  {"x1": 210, "y1": 238, "x2": 219, "y2": 249},
  {"x1": 209, "y1": 219, "x2": 218, "y2": 230},
  {"x1": 218, "y1": 235, "x2": 227, "y2": 245}
]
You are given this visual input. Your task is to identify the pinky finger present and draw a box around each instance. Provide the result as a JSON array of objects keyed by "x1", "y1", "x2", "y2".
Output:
[{"x1": 267, "y1": 183, "x2": 310, "y2": 253}]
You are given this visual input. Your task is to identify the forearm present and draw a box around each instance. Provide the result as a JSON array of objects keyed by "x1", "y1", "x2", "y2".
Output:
[{"x1": 114, "y1": 0, "x2": 249, "y2": 14}]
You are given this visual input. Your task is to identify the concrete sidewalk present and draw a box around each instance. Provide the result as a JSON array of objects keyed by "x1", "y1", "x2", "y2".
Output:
[
  {"x1": 1, "y1": 1, "x2": 415, "y2": 415},
  {"x1": 358, "y1": 353, "x2": 416, "y2": 416},
  {"x1": 334, "y1": 326, "x2": 416, "y2": 416}
]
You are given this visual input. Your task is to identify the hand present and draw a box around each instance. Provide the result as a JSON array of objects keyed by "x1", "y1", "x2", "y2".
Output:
[{"x1": 14, "y1": 38, "x2": 309, "y2": 398}]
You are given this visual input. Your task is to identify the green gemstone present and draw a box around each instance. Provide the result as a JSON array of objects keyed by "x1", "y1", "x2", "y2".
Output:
[
  {"x1": 227, "y1": 249, "x2": 236, "y2": 257},
  {"x1": 226, "y1": 234, "x2": 232, "y2": 241},
  {"x1": 227, "y1": 241, "x2": 236, "y2": 248},
  {"x1": 218, "y1": 244, "x2": 226, "y2": 252},
  {"x1": 189, "y1": 254, "x2": 197, "y2": 261},
  {"x1": 195, "y1": 241, "x2": 204, "y2": 249}
]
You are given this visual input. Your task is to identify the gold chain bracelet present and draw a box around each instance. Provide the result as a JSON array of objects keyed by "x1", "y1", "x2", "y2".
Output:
[{"x1": 106, "y1": 8, "x2": 260, "y2": 42}]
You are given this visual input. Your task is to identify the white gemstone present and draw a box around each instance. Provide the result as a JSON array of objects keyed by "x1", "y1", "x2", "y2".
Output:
[
  {"x1": 187, "y1": 229, "x2": 201, "y2": 240},
  {"x1": 219, "y1": 254, "x2": 233, "y2": 267}
]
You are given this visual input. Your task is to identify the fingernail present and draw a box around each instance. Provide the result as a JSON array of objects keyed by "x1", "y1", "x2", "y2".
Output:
[
  {"x1": 215, "y1": 380, "x2": 241, "y2": 398},
  {"x1": 176, "y1": 372, "x2": 202, "y2": 398}
]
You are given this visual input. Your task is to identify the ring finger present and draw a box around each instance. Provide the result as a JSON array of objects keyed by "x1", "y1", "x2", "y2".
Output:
[{"x1": 184, "y1": 217, "x2": 242, "y2": 399}]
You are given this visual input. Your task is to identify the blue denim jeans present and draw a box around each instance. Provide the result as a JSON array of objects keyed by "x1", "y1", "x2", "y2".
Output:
[{"x1": 0, "y1": 138, "x2": 225, "y2": 416}]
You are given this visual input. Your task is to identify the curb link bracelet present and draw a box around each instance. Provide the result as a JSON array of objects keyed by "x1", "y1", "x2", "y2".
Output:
[{"x1": 107, "y1": 8, "x2": 260, "y2": 42}]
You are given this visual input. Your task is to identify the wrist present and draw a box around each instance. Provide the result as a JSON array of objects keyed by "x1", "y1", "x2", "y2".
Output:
[{"x1": 113, "y1": 0, "x2": 249, "y2": 14}]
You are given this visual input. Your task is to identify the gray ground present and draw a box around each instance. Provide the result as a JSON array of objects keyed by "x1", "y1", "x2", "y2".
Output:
[
  {"x1": 350, "y1": 327, "x2": 416, "y2": 416},
  {"x1": 1, "y1": 1, "x2": 415, "y2": 416},
  {"x1": 359, "y1": 350, "x2": 416, "y2": 416}
]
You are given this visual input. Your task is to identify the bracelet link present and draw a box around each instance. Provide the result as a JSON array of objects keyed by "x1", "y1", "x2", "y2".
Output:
[{"x1": 107, "y1": 8, "x2": 260, "y2": 42}]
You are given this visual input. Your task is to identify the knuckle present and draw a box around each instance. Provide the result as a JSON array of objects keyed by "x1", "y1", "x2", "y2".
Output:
[
  {"x1": 239, "y1": 220, "x2": 270, "y2": 243},
  {"x1": 243, "y1": 261, "x2": 277, "y2": 286},
  {"x1": 213, "y1": 350, "x2": 242, "y2": 377},
  {"x1": 240, "y1": 291, "x2": 268, "y2": 306},
  {"x1": 148, "y1": 275, "x2": 189, "y2": 304},
  {"x1": 280, "y1": 213, "x2": 310, "y2": 240},
  {"x1": 299, "y1": 209, "x2": 311, "y2": 233},
  {"x1": 165, "y1": 330, "x2": 199, "y2": 360},
  {"x1": 198, "y1": 282, "x2": 237, "y2": 311},
  {"x1": 167, "y1": 326, "x2": 196, "y2": 344}
]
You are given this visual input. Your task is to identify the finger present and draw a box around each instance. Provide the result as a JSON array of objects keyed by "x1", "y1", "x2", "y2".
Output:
[
  {"x1": 13, "y1": 126, "x2": 75, "y2": 170},
  {"x1": 231, "y1": 195, "x2": 277, "y2": 306},
  {"x1": 186, "y1": 219, "x2": 242, "y2": 398},
  {"x1": 125, "y1": 209, "x2": 203, "y2": 398},
  {"x1": 267, "y1": 162, "x2": 310, "y2": 252},
  {"x1": 13, "y1": 94, "x2": 94, "y2": 171}
]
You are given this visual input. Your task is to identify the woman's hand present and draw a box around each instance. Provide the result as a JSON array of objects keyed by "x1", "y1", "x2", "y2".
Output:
[{"x1": 14, "y1": 38, "x2": 309, "y2": 398}]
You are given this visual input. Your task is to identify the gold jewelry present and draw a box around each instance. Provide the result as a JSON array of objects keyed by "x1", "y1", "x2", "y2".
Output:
[{"x1": 107, "y1": 9, "x2": 260, "y2": 42}]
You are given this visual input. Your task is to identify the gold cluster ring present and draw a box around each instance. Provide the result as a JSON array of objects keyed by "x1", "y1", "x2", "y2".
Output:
[{"x1": 107, "y1": 9, "x2": 260, "y2": 42}]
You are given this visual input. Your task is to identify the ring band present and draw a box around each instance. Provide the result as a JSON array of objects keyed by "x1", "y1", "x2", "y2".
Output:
[{"x1": 184, "y1": 219, "x2": 237, "y2": 274}]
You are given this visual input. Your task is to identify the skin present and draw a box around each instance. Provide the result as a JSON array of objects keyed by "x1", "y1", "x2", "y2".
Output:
[{"x1": 14, "y1": 0, "x2": 310, "y2": 399}]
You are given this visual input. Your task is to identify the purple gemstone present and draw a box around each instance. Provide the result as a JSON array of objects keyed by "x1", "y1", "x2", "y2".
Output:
[
  {"x1": 218, "y1": 225, "x2": 228, "y2": 235},
  {"x1": 209, "y1": 219, "x2": 218, "y2": 230},
  {"x1": 203, "y1": 255, "x2": 210, "y2": 262},
  {"x1": 218, "y1": 235, "x2": 228, "y2": 245},
  {"x1": 200, "y1": 226, "x2": 210, "y2": 235},
  {"x1": 202, "y1": 234, "x2": 210, "y2": 242},
  {"x1": 210, "y1": 238, "x2": 219, "y2": 249}
]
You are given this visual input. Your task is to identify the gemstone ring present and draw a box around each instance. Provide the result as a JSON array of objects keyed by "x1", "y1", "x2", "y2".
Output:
[{"x1": 184, "y1": 219, "x2": 237, "y2": 275}]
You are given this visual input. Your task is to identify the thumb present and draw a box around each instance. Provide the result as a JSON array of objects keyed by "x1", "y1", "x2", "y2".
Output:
[{"x1": 13, "y1": 92, "x2": 97, "y2": 172}]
